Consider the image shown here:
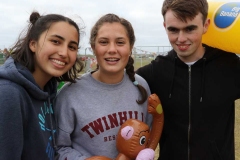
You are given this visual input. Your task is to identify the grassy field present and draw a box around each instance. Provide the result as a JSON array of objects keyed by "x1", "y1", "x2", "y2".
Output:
[
  {"x1": 235, "y1": 100, "x2": 240, "y2": 160},
  {"x1": 133, "y1": 57, "x2": 154, "y2": 70}
]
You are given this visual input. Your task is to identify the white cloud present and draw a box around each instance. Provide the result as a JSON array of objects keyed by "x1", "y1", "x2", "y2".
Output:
[
  {"x1": 1, "y1": 0, "x2": 239, "y2": 53},
  {"x1": 0, "y1": 0, "x2": 168, "y2": 53}
]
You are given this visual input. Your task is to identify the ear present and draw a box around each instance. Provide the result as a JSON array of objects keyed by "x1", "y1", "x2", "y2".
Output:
[
  {"x1": 90, "y1": 45, "x2": 95, "y2": 54},
  {"x1": 163, "y1": 21, "x2": 166, "y2": 29},
  {"x1": 203, "y1": 18, "x2": 210, "y2": 34},
  {"x1": 121, "y1": 126, "x2": 134, "y2": 140},
  {"x1": 29, "y1": 40, "x2": 37, "y2": 52}
]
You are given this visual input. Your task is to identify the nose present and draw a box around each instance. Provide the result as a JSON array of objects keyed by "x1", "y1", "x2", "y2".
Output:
[
  {"x1": 58, "y1": 45, "x2": 68, "y2": 57},
  {"x1": 177, "y1": 31, "x2": 187, "y2": 43},
  {"x1": 108, "y1": 42, "x2": 117, "y2": 54}
]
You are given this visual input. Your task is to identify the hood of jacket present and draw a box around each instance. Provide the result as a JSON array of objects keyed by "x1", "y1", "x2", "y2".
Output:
[
  {"x1": 0, "y1": 57, "x2": 57, "y2": 100},
  {"x1": 161, "y1": 44, "x2": 226, "y2": 63}
]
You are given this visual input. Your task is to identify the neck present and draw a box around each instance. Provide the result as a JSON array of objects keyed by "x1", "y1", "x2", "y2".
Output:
[
  {"x1": 92, "y1": 70, "x2": 124, "y2": 84},
  {"x1": 32, "y1": 72, "x2": 51, "y2": 90}
]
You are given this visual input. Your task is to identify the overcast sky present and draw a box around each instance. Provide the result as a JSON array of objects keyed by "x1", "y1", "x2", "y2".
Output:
[{"x1": 0, "y1": 0, "x2": 237, "y2": 54}]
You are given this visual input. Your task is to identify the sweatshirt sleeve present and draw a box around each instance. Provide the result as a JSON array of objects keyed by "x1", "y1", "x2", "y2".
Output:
[
  {"x1": 0, "y1": 85, "x2": 24, "y2": 159},
  {"x1": 56, "y1": 130, "x2": 88, "y2": 160},
  {"x1": 54, "y1": 86, "x2": 90, "y2": 160},
  {"x1": 135, "y1": 74, "x2": 153, "y2": 128}
]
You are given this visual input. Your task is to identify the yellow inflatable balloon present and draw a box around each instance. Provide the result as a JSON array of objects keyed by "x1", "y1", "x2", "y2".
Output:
[{"x1": 203, "y1": 1, "x2": 240, "y2": 54}]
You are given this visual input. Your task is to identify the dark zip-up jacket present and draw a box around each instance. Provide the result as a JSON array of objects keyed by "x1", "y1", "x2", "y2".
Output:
[{"x1": 136, "y1": 44, "x2": 240, "y2": 160}]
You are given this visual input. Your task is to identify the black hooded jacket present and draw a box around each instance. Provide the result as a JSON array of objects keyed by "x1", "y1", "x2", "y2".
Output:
[{"x1": 137, "y1": 44, "x2": 240, "y2": 160}]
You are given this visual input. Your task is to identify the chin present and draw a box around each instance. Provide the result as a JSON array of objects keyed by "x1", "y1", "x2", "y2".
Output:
[{"x1": 51, "y1": 71, "x2": 67, "y2": 78}]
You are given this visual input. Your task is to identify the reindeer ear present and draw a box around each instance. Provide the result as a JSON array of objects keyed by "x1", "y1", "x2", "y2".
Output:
[
  {"x1": 121, "y1": 126, "x2": 134, "y2": 140},
  {"x1": 29, "y1": 40, "x2": 37, "y2": 52}
]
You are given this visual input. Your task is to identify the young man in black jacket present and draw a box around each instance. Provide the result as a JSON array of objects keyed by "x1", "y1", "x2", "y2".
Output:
[{"x1": 136, "y1": 0, "x2": 240, "y2": 159}]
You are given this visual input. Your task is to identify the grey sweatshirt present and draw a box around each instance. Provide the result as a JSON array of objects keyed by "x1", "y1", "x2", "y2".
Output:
[{"x1": 55, "y1": 72, "x2": 152, "y2": 160}]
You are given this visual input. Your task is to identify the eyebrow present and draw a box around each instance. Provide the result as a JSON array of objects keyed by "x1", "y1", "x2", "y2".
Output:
[
  {"x1": 167, "y1": 25, "x2": 198, "y2": 31},
  {"x1": 51, "y1": 34, "x2": 78, "y2": 45},
  {"x1": 186, "y1": 25, "x2": 198, "y2": 29},
  {"x1": 138, "y1": 129, "x2": 150, "y2": 136},
  {"x1": 98, "y1": 37, "x2": 126, "y2": 40}
]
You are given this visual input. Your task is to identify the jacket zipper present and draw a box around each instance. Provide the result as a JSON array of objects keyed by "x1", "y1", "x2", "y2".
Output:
[{"x1": 188, "y1": 66, "x2": 191, "y2": 160}]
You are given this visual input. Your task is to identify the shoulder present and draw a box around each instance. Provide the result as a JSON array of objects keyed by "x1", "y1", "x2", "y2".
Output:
[
  {"x1": 135, "y1": 74, "x2": 147, "y2": 83},
  {"x1": 135, "y1": 74, "x2": 151, "y2": 93},
  {"x1": 206, "y1": 45, "x2": 239, "y2": 61},
  {"x1": 0, "y1": 81, "x2": 28, "y2": 111},
  {"x1": 0, "y1": 80, "x2": 26, "y2": 96},
  {"x1": 204, "y1": 44, "x2": 238, "y2": 57},
  {"x1": 56, "y1": 73, "x2": 91, "y2": 97}
]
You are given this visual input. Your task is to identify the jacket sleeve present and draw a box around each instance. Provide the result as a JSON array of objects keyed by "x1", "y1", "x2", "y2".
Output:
[
  {"x1": 0, "y1": 85, "x2": 24, "y2": 159},
  {"x1": 54, "y1": 88, "x2": 91, "y2": 160}
]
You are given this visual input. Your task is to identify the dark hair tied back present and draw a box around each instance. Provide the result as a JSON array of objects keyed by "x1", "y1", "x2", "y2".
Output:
[
  {"x1": 10, "y1": 11, "x2": 84, "y2": 83},
  {"x1": 29, "y1": 12, "x2": 41, "y2": 25}
]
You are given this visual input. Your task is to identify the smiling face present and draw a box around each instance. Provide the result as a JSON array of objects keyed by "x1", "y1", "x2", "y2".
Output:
[
  {"x1": 92, "y1": 22, "x2": 131, "y2": 81},
  {"x1": 164, "y1": 9, "x2": 210, "y2": 63},
  {"x1": 29, "y1": 21, "x2": 78, "y2": 88}
]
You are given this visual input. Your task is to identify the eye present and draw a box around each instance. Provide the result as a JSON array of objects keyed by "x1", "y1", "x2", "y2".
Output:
[
  {"x1": 139, "y1": 136, "x2": 146, "y2": 145},
  {"x1": 51, "y1": 39, "x2": 60, "y2": 45},
  {"x1": 117, "y1": 41, "x2": 125, "y2": 46},
  {"x1": 69, "y1": 45, "x2": 78, "y2": 51},
  {"x1": 168, "y1": 28, "x2": 179, "y2": 33},
  {"x1": 185, "y1": 27, "x2": 194, "y2": 32},
  {"x1": 99, "y1": 40, "x2": 108, "y2": 45}
]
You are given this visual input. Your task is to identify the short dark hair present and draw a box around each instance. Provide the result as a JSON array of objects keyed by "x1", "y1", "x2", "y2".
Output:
[{"x1": 162, "y1": 0, "x2": 208, "y2": 24}]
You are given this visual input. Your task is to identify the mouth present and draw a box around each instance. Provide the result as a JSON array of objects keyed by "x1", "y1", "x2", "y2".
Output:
[
  {"x1": 105, "y1": 58, "x2": 120, "y2": 62},
  {"x1": 177, "y1": 44, "x2": 190, "y2": 51},
  {"x1": 51, "y1": 59, "x2": 66, "y2": 66}
]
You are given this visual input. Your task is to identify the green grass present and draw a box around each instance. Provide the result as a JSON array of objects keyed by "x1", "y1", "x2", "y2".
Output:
[
  {"x1": 134, "y1": 57, "x2": 153, "y2": 70},
  {"x1": 235, "y1": 100, "x2": 240, "y2": 160},
  {"x1": 0, "y1": 58, "x2": 5, "y2": 65}
]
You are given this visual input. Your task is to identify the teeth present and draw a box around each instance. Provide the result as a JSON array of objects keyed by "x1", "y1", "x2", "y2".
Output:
[
  {"x1": 106, "y1": 58, "x2": 118, "y2": 61},
  {"x1": 179, "y1": 46, "x2": 188, "y2": 49},
  {"x1": 52, "y1": 59, "x2": 65, "y2": 66}
]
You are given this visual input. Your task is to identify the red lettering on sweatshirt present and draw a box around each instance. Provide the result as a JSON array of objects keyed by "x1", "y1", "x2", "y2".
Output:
[
  {"x1": 118, "y1": 111, "x2": 127, "y2": 125},
  {"x1": 81, "y1": 111, "x2": 143, "y2": 138},
  {"x1": 104, "y1": 135, "x2": 117, "y2": 142},
  {"x1": 102, "y1": 116, "x2": 110, "y2": 130},
  {"x1": 89, "y1": 118, "x2": 104, "y2": 135},
  {"x1": 108, "y1": 113, "x2": 119, "y2": 128},
  {"x1": 81, "y1": 125, "x2": 94, "y2": 138}
]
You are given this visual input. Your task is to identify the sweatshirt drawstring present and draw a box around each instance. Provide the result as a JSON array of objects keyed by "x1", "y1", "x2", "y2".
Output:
[
  {"x1": 200, "y1": 58, "x2": 206, "y2": 102},
  {"x1": 169, "y1": 57, "x2": 177, "y2": 98},
  {"x1": 48, "y1": 97, "x2": 57, "y2": 152}
]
